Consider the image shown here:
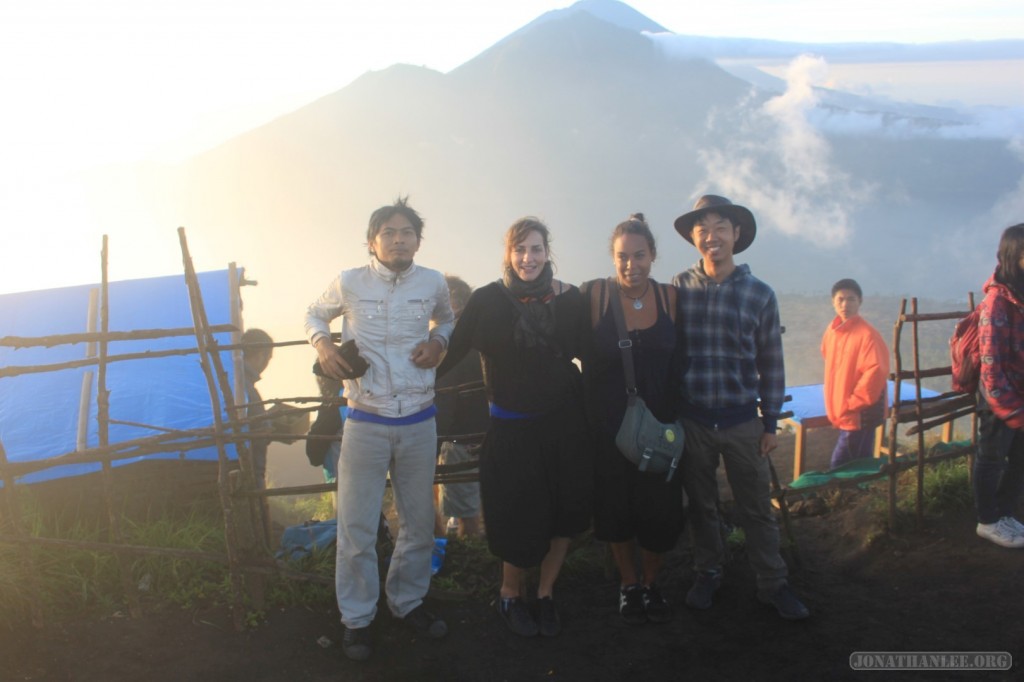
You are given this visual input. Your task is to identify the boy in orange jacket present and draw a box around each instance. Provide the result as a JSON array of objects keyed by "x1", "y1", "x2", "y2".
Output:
[{"x1": 821, "y1": 279, "x2": 890, "y2": 468}]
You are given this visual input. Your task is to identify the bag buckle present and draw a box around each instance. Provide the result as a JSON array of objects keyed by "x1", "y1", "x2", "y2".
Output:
[{"x1": 617, "y1": 339, "x2": 632, "y2": 349}]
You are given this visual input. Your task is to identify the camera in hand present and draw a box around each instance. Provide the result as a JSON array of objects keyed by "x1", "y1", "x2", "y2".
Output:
[{"x1": 312, "y1": 339, "x2": 369, "y2": 379}]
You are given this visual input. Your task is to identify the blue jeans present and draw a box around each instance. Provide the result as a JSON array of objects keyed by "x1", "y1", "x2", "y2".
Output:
[
  {"x1": 974, "y1": 408, "x2": 1024, "y2": 524},
  {"x1": 335, "y1": 417, "x2": 437, "y2": 628},
  {"x1": 830, "y1": 428, "x2": 876, "y2": 469}
]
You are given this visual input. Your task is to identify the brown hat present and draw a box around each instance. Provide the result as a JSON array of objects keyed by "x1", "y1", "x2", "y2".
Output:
[{"x1": 673, "y1": 195, "x2": 757, "y2": 254}]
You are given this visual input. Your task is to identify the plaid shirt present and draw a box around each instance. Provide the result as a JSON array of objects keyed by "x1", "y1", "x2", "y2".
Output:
[
  {"x1": 672, "y1": 261, "x2": 785, "y2": 433},
  {"x1": 978, "y1": 274, "x2": 1024, "y2": 429}
]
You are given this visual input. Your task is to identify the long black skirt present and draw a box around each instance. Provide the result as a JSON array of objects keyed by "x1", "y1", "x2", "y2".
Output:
[
  {"x1": 479, "y1": 403, "x2": 593, "y2": 568},
  {"x1": 592, "y1": 430, "x2": 685, "y2": 553}
]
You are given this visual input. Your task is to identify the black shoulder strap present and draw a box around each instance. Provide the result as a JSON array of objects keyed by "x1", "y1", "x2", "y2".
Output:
[
  {"x1": 608, "y1": 280, "x2": 639, "y2": 397},
  {"x1": 652, "y1": 281, "x2": 677, "y2": 321},
  {"x1": 652, "y1": 280, "x2": 666, "y2": 314}
]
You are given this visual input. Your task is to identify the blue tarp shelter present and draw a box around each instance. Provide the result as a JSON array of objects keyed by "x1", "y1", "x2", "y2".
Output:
[{"x1": 0, "y1": 270, "x2": 241, "y2": 485}]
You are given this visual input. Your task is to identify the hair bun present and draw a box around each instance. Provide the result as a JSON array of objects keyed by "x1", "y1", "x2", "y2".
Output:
[{"x1": 629, "y1": 212, "x2": 646, "y2": 224}]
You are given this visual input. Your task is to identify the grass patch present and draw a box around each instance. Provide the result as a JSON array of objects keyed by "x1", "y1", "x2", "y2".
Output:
[
  {"x1": 269, "y1": 492, "x2": 336, "y2": 528},
  {"x1": 0, "y1": 497, "x2": 319, "y2": 627},
  {"x1": 123, "y1": 506, "x2": 231, "y2": 609},
  {"x1": 433, "y1": 535, "x2": 498, "y2": 599},
  {"x1": 865, "y1": 457, "x2": 973, "y2": 532},
  {"x1": 0, "y1": 500, "x2": 122, "y2": 627},
  {"x1": 267, "y1": 544, "x2": 335, "y2": 608}
]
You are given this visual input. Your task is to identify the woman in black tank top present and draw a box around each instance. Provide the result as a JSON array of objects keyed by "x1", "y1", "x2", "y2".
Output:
[{"x1": 580, "y1": 214, "x2": 686, "y2": 625}]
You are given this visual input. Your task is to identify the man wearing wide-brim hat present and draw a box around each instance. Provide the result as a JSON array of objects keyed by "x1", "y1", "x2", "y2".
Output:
[{"x1": 671, "y1": 194, "x2": 809, "y2": 620}]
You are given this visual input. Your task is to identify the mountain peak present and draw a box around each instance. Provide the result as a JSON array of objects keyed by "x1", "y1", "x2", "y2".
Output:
[
  {"x1": 489, "y1": 0, "x2": 666, "y2": 51},
  {"x1": 451, "y1": 1, "x2": 668, "y2": 80},
  {"x1": 560, "y1": 0, "x2": 668, "y2": 33}
]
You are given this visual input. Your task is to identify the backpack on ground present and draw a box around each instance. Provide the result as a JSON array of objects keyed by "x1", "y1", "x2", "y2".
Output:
[{"x1": 950, "y1": 307, "x2": 981, "y2": 394}]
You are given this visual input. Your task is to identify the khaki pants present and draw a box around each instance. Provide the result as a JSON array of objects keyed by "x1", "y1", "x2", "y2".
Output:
[{"x1": 680, "y1": 417, "x2": 788, "y2": 592}]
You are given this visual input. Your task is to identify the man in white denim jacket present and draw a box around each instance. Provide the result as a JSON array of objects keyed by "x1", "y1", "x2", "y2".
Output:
[{"x1": 304, "y1": 197, "x2": 454, "y2": 661}]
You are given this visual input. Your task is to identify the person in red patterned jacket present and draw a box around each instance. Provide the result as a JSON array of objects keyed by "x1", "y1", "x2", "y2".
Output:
[{"x1": 975, "y1": 223, "x2": 1024, "y2": 549}]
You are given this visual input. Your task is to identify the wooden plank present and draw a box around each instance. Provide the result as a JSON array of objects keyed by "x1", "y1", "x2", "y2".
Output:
[
  {"x1": 905, "y1": 406, "x2": 978, "y2": 436},
  {"x1": 893, "y1": 366, "x2": 952, "y2": 380},
  {"x1": 900, "y1": 311, "x2": 971, "y2": 322},
  {"x1": 0, "y1": 324, "x2": 238, "y2": 348},
  {"x1": 891, "y1": 394, "x2": 976, "y2": 421},
  {"x1": 793, "y1": 422, "x2": 806, "y2": 480}
]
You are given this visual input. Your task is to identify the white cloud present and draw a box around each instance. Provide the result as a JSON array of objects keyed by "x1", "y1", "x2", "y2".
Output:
[
  {"x1": 987, "y1": 137, "x2": 1024, "y2": 228},
  {"x1": 698, "y1": 55, "x2": 867, "y2": 248},
  {"x1": 805, "y1": 104, "x2": 1024, "y2": 140}
]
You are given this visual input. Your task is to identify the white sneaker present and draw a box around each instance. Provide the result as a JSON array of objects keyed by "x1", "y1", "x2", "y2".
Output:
[
  {"x1": 1000, "y1": 516, "x2": 1024, "y2": 537},
  {"x1": 977, "y1": 520, "x2": 1024, "y2": 548}
]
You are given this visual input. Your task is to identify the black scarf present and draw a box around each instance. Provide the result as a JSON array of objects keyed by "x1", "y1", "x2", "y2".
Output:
[{"x1": 501, "y1": 262, "x2": 557, "y2": 350}]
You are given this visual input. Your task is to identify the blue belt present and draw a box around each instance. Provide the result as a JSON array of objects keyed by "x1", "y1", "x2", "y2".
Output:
[
  {"x1": 489, "y1": 403, "x2": 540, "y2": 420},
  {"x1": 348, "y1": 405, "x2": 436, "y2": 425}
]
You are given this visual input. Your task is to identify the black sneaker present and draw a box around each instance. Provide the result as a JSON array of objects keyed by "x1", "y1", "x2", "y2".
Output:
[
  {"x1": 757, "y1": 583, "x2": 810, "y2": 620},
  {"x1": 342, "y1": 625, "x2": 372, "y2": 661},
  {"x1": 642, "y1": 584, "x2": 672, "y2": 624},
  {"x1": 685, "y1": 570, "x2": 721, "y2": 610},
  {"x1": 498, "y1": 596, "x2": 539, "y2": 637},
  {"x1": 619, "y1": 584, "x2": 647, "y2": 625},
  {"x1": 537, "y1": 596, "x2": 561, "y2": 637},
  {"x1": 403, "y1": 604, "x2": 448, "y2": 638}
]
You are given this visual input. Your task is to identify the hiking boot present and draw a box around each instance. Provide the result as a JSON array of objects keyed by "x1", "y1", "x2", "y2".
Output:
[
  {"x1": 1000, "y1": 516, "x2": 1024, "y2": 538},
  {"x1": 537, "y1": 596, "x2": 561, "y2": 637},
  {"x1": 685, "y1": 570, "x2": 721, "y2": 610},
  {"x1": 977, "y1": 519, "x2": 1024, "y2": 548},
  {"x1": 618, "y1": 584, "x2": 647, "y2": 625},
  {"x1": 498, "y1": 596, "x2": 539, "y2": 637},
  {"x1": 403, "y1": 605, "x2": 448, "y2": 638},
  {"x1": 757, "y1": 584, "x2": 810, "y2": 620},
  {"x1": 342, "y1": 625, "x2": 372, "y2": 661},
  {"x1": 642, "y1": 584, "x2": 672, "y2": 624}
]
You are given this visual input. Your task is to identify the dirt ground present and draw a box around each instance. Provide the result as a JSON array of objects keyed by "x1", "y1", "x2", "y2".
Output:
[{"x1": 3, "y1": 432, "x2": 1023, "y2": 682}]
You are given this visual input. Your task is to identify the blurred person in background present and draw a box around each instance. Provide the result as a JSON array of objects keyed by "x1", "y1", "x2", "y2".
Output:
[
  {"x1": 434, "y1": 274, "x2": 486, "y2": 540},
  {"x1": 821, "y1": 278, "x2": 890, "y2": 469}
]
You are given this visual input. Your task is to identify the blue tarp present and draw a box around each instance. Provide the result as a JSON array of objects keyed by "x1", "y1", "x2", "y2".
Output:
[
  {"x1": 784, "y1": 381, "x2": 940, "y2": 424},
  {"x1": 0, "y1": 271, "x2": 238, "y2": 484}
]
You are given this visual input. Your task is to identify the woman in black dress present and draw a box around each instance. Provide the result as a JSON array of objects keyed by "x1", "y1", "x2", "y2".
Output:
[
  {"x1": 437, "y1": 218, "x2": 590, "y2": 638},
  {"x1": 580, "y1": 214, "x2": 685, "y2": 625}
]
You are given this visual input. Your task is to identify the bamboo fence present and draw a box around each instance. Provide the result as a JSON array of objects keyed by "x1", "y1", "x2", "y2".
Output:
[
  {"x1": 0, "y1": 230, "x2": 484, "y2": 631},
  {"x1": 777, "y1": 296, "x2": 978, "y2": 527}
]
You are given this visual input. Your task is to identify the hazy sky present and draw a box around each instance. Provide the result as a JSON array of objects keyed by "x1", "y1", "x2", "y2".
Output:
[
  {"x1": 0, "y1": 0, "x2": 1022, "y2": 296},
  {"x1": 1, "y1": 1, "x2": 1020, "y2": 481},
  {"x1": 2, "y1": 0, "x2": 1021, "y2": 173}
]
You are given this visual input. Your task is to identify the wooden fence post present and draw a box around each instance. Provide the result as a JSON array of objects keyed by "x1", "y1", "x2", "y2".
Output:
[
  {"x1": 96, "y1": 236, "x2": 143, "y2": 618},
  {"x1": 177, "y1": 227, "x2": 249, "y2": 631}
]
